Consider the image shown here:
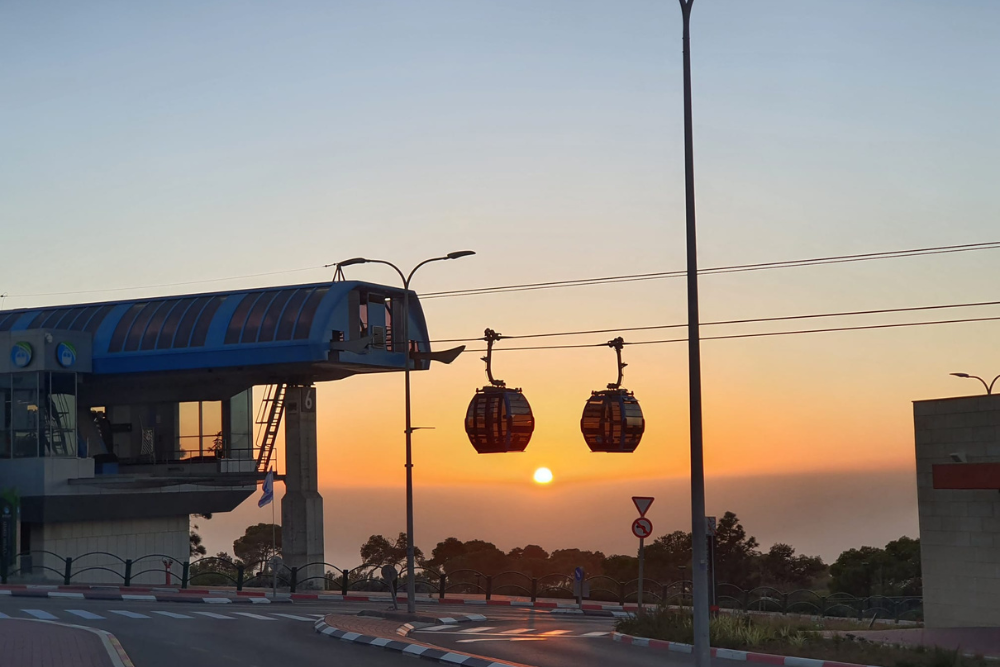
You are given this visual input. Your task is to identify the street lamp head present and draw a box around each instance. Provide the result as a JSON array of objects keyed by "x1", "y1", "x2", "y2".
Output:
[
  {"x1": 336, "y1": 257, "x2": 369, "y2": 268},
  {"x1": 446, "y1": 250, "x2": 476, "y2": 260},
  {"x1": 951, "y1": 373, "x2": 971, "y2": 378}
]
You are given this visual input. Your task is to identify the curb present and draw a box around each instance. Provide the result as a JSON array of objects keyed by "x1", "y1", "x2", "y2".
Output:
[
  {"x1": 0, "y1": 584, "x2": 269, "y2": 597},
  {"x1": 397, "y1": 614, "x2": 489, "y2": 637},
  {"x1": 288, "y1": 592, "x2": 638, "y2": 611},
  {"x1": 314, "y1": 618, "x2": 525, "y2": 667},
  {"x1": 611, "y1": 631, "x2": 871, "y2": 667},
  {"x1": 0, "y1": 589, "x2": 291, "y2": 604}
]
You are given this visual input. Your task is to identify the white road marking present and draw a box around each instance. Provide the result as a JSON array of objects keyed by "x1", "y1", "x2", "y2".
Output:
[
  {"x1": 109, "y1": 610, "x2": 150, "y2": 619},
  {"x1": 541, "y1": 630, "x2": 572, "y2": 635},
  {"x1": 152, "y1": 611, "x2": 193, "y2": 619},
  {"x1": 457, "y1": 626, "x2": 494, "y2": 634},
  {"x1": 581, "y1": 631, "x2": 609, "y2": 637},
  {"x1": 23, "y1": 609, "x2": 58, "y2": 620},
  {"x1": 66, "y1": 609, "x2": 105, "y2": 620},
  {"x1": 418, "y1": 625, "x2": 454, "y2": 632},
  {"x1": 231, "y1": 612, "x2": 276, "y2": 620},
  {"x1": 0, "y1": 612, "x2": 9, "y2": 618},
  {"x1": 271, "y1": 613, "x2": 319, "y2": 622},
  {"x1": 500, "y1": 629, "x2": 535, "y2": 634},
  {"x1": 193, "y1": 611, "x2": 235, "y2": 620}
]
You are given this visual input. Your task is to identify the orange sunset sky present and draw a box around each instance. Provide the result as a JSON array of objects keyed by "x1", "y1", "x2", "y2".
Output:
[{"x1": 4, "y1": 1, "x2": 999, "y2": 564}]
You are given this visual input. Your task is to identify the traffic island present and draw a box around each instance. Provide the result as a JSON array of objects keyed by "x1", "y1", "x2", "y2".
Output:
[
  {"x1": 0, "y1": 618, "x2": 134, "y2": 667},
  {"x1": 314, "y1": 614, "x2": 535, "y2": 667}
]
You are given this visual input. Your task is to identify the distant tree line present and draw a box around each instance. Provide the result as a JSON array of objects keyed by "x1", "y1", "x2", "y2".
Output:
[{"x1": 357, "y1": 511, "x2": 921, "y2": 596}]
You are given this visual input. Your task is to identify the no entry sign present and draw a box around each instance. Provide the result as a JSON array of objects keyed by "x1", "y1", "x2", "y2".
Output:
[{"x1": 632, "y1": 517, "x2": 653, "y2": 539}]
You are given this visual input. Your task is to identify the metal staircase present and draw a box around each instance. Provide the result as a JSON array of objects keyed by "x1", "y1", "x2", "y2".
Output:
[{"x1": 254, "y1": 384, "x2": 286, "y2": 473}]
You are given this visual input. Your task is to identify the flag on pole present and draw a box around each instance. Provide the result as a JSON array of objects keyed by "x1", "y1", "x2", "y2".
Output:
[{"x1": 258, "y1": 469, "x2": 274, "y2": 508}]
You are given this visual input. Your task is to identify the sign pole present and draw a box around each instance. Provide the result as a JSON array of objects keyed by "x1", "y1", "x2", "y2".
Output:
[{"x1": 637, "y1": 537, "x2": 645, "y2": 609}]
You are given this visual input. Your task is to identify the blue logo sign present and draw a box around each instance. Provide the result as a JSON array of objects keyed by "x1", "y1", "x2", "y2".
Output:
[
  {"x1": 10, "y1": 342, "x2": 32, "y2": 368},
  {"x1": 574, "y1": 567, "x2": 585, "y2": 582},
  {"x1": 56, "y1": 342, "x2": 77, "y2": 368}
]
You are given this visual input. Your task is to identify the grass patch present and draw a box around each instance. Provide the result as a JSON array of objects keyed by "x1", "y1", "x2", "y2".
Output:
[{"x1": 615, "y1": 610, "x2": 984, "y2": 667}]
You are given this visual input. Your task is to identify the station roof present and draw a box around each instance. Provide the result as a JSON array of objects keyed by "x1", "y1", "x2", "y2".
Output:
[{"x1": 0, "y1": 280, "x2": 428, "y2": 377}]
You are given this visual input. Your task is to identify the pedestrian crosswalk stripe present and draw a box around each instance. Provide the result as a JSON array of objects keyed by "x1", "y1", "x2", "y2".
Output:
[
  {"x1": 66, "y1": 610, "x2": 105, "y2": 620},
  {"x1": 193, "y1": 611, "x2": 235, "y2": 620},
  {"x1": 541, "y1": 630, "x2": 572, "y2": 635},
  {"x1": 500, "y1": 629, "x2": 535, "y2": 634},
  {"x1": 231, "y1": 612, "x2": 275, "y2": 621},
  {"x1": 23, "y1": 609, "x2": 58, "y2": 620},
  {"x1": 152, "y1": 611, "x2": 193, "y2": 619},
  {"x1": 271, "y1": 613, "x2": 318, "y2": 622},
  {"x1": 110, "y1": 610, "x2": 150, "y2": 619},
  {"x1": 0, "y1": 612, "x2": 9, "y2": 619},
  {"x1": 419, "y1": 625, "x2": 453, "y2": 632},
  {"x1": 581, "y1": 631, "x2": 609, "y2": 637},
  {"x1": 458, "y1": 626, "x2": 494, "y2": 634}
]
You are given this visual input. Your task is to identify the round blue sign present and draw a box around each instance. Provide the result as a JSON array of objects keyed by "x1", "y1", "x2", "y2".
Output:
[
  {"x1": 10, "y1": 342, "x2": 32, "y2": 369},
  {"x1": 56, "y1": 342, "x2": 77, "y2": 368}
]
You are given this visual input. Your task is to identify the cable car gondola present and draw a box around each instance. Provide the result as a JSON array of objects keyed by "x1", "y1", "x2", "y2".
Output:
[
  {"x1": 580, "y1": 337, "x2": 644, "y2": 453},
  {"x1": 465, "y1": 328, "x2": 535, "y2": 453}
]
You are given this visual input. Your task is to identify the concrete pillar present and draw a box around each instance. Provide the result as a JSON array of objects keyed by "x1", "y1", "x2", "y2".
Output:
[{"x1": 281, "y1": 385, "x2": 325, "y2": 588}]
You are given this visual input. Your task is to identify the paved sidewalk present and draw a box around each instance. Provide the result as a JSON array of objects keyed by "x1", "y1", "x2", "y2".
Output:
[
  {"x1": 323, "y1": 613, "x2": 422, "y2": 643},
  {"x1": 0, "y1": 618, "x2": 125, "y2": 667},
  {"x1": 850, "y1": 628, "x2": 1000, "y2": 657}
]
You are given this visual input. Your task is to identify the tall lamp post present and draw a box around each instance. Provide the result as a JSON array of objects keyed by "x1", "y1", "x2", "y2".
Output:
[
  {"x1": 678, "y1": 1, "x2": 711, "y2": 666},
  {"x1": 336, "y1": 251, "x2": 475, "y2": 613},
  {"x1": 950, "y1": 372, "x2": 1000, "y2": 396}
]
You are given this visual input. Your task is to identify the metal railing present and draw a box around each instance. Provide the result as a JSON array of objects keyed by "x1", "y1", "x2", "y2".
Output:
[{"x1": 0, "y1": 551, "x2": 923, "y2": 620}]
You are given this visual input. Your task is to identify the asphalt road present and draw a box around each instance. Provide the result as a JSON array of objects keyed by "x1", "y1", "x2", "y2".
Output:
[{"x1": 0, "y1": 596, "x2": 726, "y2": 667}]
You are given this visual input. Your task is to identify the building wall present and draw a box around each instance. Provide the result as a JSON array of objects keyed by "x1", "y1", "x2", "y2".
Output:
[
  {"x1": 914, "y1": 394, "x2": 1000, "y2": 627},
  {"x1": 21, "y1": 515, "x2": 189, "y2": 585}
]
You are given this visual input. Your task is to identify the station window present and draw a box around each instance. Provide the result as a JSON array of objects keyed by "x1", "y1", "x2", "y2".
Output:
[{"x1": 177, "y1": 401, "x2": 223, "y2": 460}]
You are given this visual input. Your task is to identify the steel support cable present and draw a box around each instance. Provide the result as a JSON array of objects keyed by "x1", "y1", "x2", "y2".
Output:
[{"x1": 431, "y1": 298, "x2": 1000, "y2": 344}]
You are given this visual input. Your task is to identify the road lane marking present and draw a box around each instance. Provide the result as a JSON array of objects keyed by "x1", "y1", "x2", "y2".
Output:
[
  {"x1": 418, "y1": 625, "x2": 454, "y2": 631},
  {"x1": 499, "y1": 629, "x2": 535, "y2": 634},
  {"x1": 231, "y1": 612, "x2": 275, "y2": 620},
  {"x1": 541, "y1": 630, "x2": 572, "y2": 635},
  {"x1": 457, "y1": 626, "x2": 494, "y2": 633},
  {"x1": 153, "y1": 611, "x2": 194, "y2": 619},
  {"x1": 66, "y1": 610, "x2": 105, "y2": 620},
  {"x1": 581, "y1": 631, "x2": 609, "y2": 637},
  {"x1": 23, "y1": 609, "x2": 58, "y2": 620},
  {"x1": 110, "y1": 610, "x2": 150, "y2": 619},
  {"x1": 193, "y1": 612, "x2": 235, "y2": 620},
  {"x1": 271, "y1": 613, "x2": 318, "y2": 622}
]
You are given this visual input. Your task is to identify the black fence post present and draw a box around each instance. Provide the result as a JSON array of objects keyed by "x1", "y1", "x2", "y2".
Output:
[
  {"x1": 820, "y1": 596, "x2": 827, "y2": 617},
  {"x1": 290, "y1": 567, "x2": 298, "y2": 593},
  {"x1": 124, "y1": 559, "x2": 132, "y2": 587},
  {"x1": 236, "y1": 565, "x2": 245, "y2": 592},
  {"x1": 0, "y1": 554, "x2": 7, "y2": 585},
  {"x1": 782, "y1": 593, "x2": 789, "y2": 615},
  {"x1": 661, "y1": 583, "x2": 669, "y2": 605},
  {"x1": 181, "y1": 562, "x2": 190, "y2": 589},
  {"x1": 619, "y1": 581, "x2": 626, "y2": 605},
  {"x1": 531, "y1": 578, "x2": 538, "y2": 603},
  {"x1": 439, "y1": 573, "x2": 446, "y2": 600},
  {"x1": 341, "y1": 568, "x2": 349, "y2": 596},
  {"x1": 63, "y1": 556, "x2": 72, "y2": 585},
  {"x1": 485, "y1": 576, "x2": 493, "y2": 601},
  {"x1": 742, "y1": 590, "x2": 749, "y2": 612}
]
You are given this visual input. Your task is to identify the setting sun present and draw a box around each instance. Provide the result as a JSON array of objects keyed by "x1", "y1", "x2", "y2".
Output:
[{"x1": 533, "y1": 467, "x2": 554, "y2": 484}]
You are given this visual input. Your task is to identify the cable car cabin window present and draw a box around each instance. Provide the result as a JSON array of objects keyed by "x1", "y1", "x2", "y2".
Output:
[
  {"x1": 292, "y1": 287, "x2": 328, "y2": 340},
  {"x1": 257, "y1": 289, "x2": 294, "y2": 342},
  {"x1": 83, "y1": 305, "x2": 115, "y2": 334},
  {"x1": 123, "y1": 301, "x2": 165, "y2": 352},
  {"x1": 139, "y1": 300, "x2": 176, "y2": 350},
  {"x1": 107, "y1": 304, "x2": 143, "y2": 352},
  {"x1": 385, "y1": 299, "x2": 393, "y2": 351},
  {"x1": 156, "y1": 298, "x2": 196, "y2": 349},
  {"x1": 224, "y1": 294, "x2": 258, "y2": 345},
  {"x1": 172, "y1": 296, "x2": 211, "y2": 349},
  {"x1": 241, "y1": 291, "x2": 278, "y2": 343},
  {"x1": 359, "y1": 298, "x2": 368, "y2": 338},
  {"x1": 190, "y1": 296, "x2": 225, "y2": 347},
  {"x1": 275, "y1": 288, "x2": 309, "y2": 341}
]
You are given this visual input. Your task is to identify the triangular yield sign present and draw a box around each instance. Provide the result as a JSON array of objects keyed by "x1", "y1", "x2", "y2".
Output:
[{"x1": 632, "y1": 496, "x2": 654, "y2": 517}]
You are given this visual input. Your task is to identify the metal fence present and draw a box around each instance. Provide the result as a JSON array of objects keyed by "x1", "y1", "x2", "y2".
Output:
[{"x1": 0, "y1": 551, "x2": 922, "y2": 621}]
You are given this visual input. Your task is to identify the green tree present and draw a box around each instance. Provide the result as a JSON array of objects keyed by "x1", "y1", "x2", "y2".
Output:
[
  {"x1": 233, "y1": 523, "x2": 281, "y2": 573},
  {"x1": 829, "y1": 537, "x2": 920, "y2": 597},
  {"x1": 759, "y1": 543, "x2": 826, "y2": 589},
  {"x1": 358, "y1": 533, "x2": 424, "y2": 575},
  {"x1": 713, "y1": 512, "x2": 760, "y2": 586},
  {"x1": 190, "y1": 525, "x2": 207, "y2": 557},
  {"x1": 645, "y1": 530, "x2": 692, "y2": 581}
]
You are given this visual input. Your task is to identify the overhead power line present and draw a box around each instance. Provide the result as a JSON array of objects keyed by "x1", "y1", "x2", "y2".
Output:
[
  {"x1": 431, "y1": 298, "x2": 1000, "y2": 344},
  {"x1": 420, "y1": 241, "x2": 1000, "y2": 300},
  {"x1": 461, "y1": 314, "x2": 1000, "y2": 352}
]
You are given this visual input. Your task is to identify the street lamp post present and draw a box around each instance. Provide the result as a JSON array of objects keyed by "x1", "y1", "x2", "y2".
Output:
[
  {"x1": 950, "y1": 372, "x2": 1000, "y2": 395},
  {"x1": 336, "y1": 251, "x2": 475, "y2": 614},
  {"x1": 678, "y1": 2, "x2": 711, "y2": 666}
]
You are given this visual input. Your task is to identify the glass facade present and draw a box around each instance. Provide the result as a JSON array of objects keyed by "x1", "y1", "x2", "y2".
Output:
[{"x1": 0, "y1": 373, "x2": 78, "y2": 459}]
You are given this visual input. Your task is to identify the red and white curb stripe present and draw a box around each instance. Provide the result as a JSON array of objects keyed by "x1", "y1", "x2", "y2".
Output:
[
  {"x1": 0, "y1": 588, "x2": 287, "y2": 604},
  {"x1": 612, "y1": 632, "x2": 875, "y2": 667}
]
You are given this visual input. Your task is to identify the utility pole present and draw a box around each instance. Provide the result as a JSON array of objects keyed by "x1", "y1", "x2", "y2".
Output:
[{"x1": 678, "y1": 1, "x2": 711, "y2": 666}]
